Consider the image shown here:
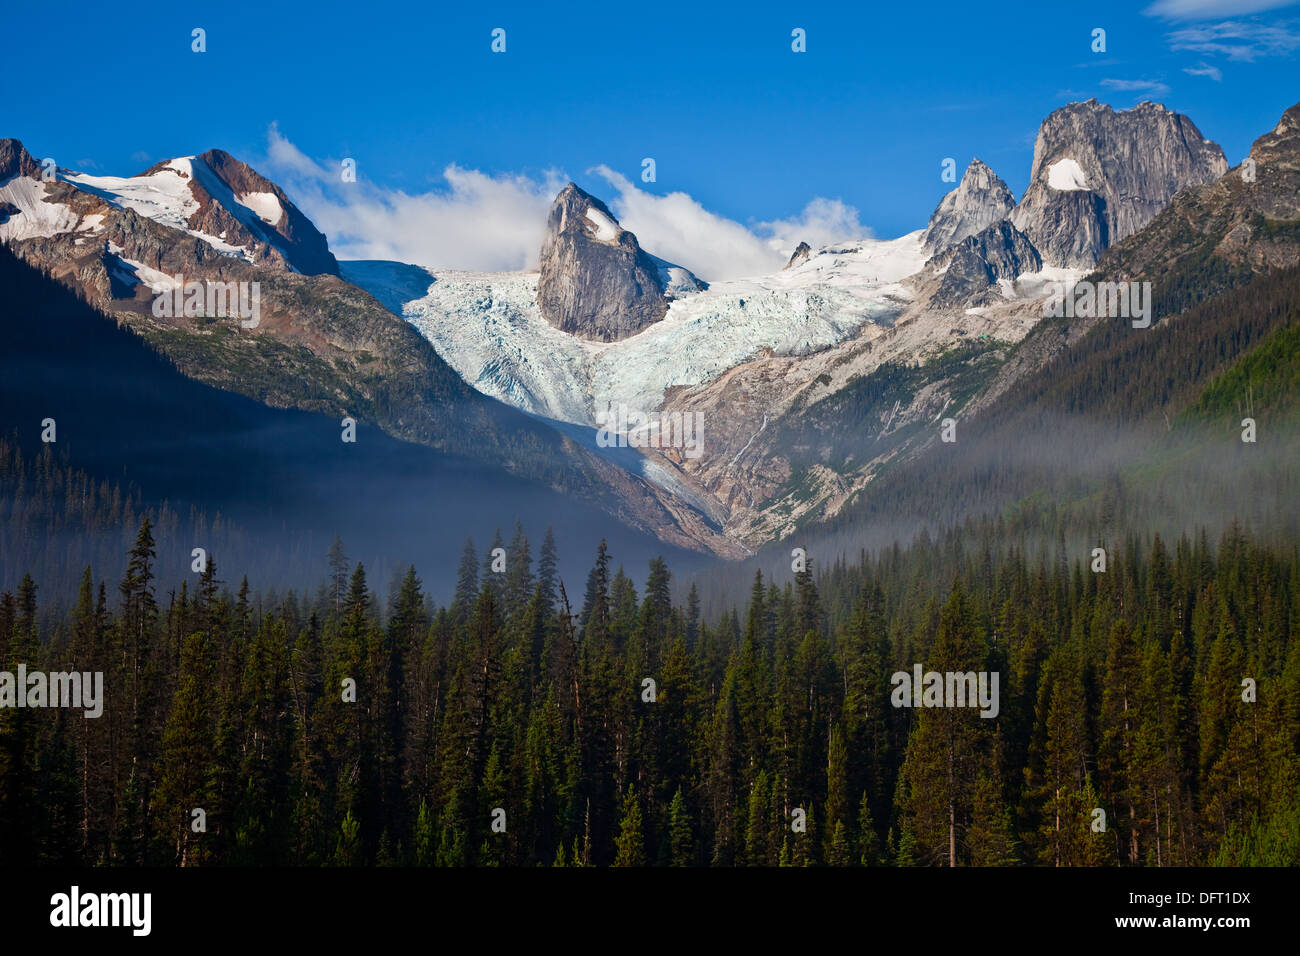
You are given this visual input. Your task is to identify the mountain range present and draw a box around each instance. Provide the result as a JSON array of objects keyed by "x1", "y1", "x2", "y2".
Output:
[{"x1": 2, "y1": 97, "x2": 1298, "y2": 583}]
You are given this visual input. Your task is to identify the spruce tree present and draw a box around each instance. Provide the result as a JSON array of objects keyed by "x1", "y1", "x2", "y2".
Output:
[
  {"x1": 613, "y1": 784, "x2": 645, "y2": 866},
  {"x1": 667, "y1": 786, "x2": 694, "y2": 866}
]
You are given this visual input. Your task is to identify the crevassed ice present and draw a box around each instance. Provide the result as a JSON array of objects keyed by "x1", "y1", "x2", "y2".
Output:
[{"x1": 359, "y1": 231, "x2": 926, "y2": 428}]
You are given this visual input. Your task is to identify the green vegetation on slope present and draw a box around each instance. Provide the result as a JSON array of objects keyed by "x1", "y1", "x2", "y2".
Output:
[{"x1": 1184, "y1": 321, "x2": 1300, "y2": 427}]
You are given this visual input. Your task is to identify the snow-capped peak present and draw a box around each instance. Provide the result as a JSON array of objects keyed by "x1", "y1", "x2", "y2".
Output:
[{"x1": 60, "y1": 150, "x2": 337, "y2": 275}]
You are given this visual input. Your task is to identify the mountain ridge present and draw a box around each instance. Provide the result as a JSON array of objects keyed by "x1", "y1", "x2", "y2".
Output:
[
  {"x1": 5, "y1": 97, "x2": 1295, "y2": 561},
  {"x1": 0, "y1": 140, "x2": 742, "y2": 557}
]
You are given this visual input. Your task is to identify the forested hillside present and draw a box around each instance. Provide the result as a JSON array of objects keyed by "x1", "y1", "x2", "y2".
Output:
[
  {"x1": 2, "y1": 519, "x2": 1295, "y2": 866},
  {"x1": 688, "y1": 251, "x2": 1300, "y2": 618}
]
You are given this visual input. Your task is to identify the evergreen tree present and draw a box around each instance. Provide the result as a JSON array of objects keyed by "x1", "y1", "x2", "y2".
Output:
[
  {"x1": 667, "y1": 786, "x2": 694, "y2": 866},
  {"x1": 155, "y1": 630, "x2": 218, "y2": 865},
  {"x1": 537, "y1": 527, "x2": 559, "y2": 614},
  {"x1": 613, "y1": 784, "x2": 645, "y2": 867}
]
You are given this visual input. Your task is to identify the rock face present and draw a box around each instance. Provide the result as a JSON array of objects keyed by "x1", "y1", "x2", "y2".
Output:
[
  {"x1": 1017, "y1": 188, "x2": 1110, "y2": 268},
  {"x1": 537, "y1": 183, "x2": 673, "y2": 342},
  {"x1": 187, "y1": 149, "x2": 338, "y2": 276},
  {"x1": 927, "y1": 220, "x2": 1042, "y2": 309},
  {"x1": 1011, "y1": 99, "x2": 1227, "y2": 267},
  {"x1": 0, "y1": 138, "x2": 41, "y2": 180},
  {"x1": 1099, "y1": 100, "x2": 1300, "y2": 290},
  {"x1": 922, "y1": 158, "x2": 1016, "y2": 254},
  {"x1": 1250, "y1": 101, "x2": 1300, "y2": 182},
  {"x1": 785, "y1": 241, "x2": 811, "y2": 269}
]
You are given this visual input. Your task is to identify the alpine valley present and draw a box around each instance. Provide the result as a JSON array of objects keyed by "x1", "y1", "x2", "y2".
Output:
[{"x1": 3, "y1": 97, "x2": 1299, "y2": 598}]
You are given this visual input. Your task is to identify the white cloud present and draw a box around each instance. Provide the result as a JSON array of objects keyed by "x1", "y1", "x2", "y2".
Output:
[
  {"x1": 589, "y1": 166, "x2": 784, "y2": 279},
  {"x1": 592, "y1": 166, "x2": 870, "y2": 281},
  {"x1": 756, "y1": 197, "x2": 871, "y2": 252},
  {"x1": 264, "y1": 126, "x2": 323, "y2": 178},
  {"x1": 1100, "y1": 77, "x2": 1173, "y2": 97},
  {"x1": 1183, "y1": 61, "x2": 1225, "y2": 78},
  {"x1": 263, "y1": 125, "x2": 565, "y2": 271},
  {"x1": 1166, "y1": 19, "x2": 1300, "y2": 59},
  {"x1": 1144, "y1": 0, "x2": 1299, "y2": 20},
  {"x1": 259, "y1": 127, "x2": 873, "y2": 280}
]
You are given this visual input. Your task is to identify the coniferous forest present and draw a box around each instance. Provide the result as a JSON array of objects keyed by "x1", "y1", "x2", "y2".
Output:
[{"x1": 2, "y1": 516, "x2": 1296, "y2": 868}]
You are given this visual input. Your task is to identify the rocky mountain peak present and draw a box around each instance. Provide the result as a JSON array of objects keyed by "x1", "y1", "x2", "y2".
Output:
[
  {"x1": 0, "y1": 138, "x2": 40, "y2": 181},
  {"x1": 1249, "y1": 101, "x2": 1300, "y2": 169},
  {"x1": 922, "y1": 219, "x2": 1042, "y2": 310},
  {"x1": 784, "y1": 241, "x2": 812, "y2": 269},
  {"x1": 962, "y1": 157, "x2": 1002, "y2": 186},
  {"x1": 1097, "y1": 99, "x2": 1300, "y2": 289},
  {"x1": 184, "y1": 149, "x2": 338, "y2": 276},
  {"x1": 1272, "y1": 102, "x2": 1300, "y2": 137},
  {"x1": 537, "y1": 182, "x2": 688, "y2": 342},
  {"x1": 1010, "y1": 99, "x2": 1227, "y2": 267},
  {"x1": 549, "y1": 182, "x2": 625, "y2": 243},
  {"x1": 922, "y1": 157, "x2": 1016, "y2": 254}
]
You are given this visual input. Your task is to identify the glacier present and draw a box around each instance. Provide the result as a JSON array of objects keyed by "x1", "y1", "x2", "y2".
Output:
[{"x1": 343, "y1": 229, "x2": 927, "y2": 431}]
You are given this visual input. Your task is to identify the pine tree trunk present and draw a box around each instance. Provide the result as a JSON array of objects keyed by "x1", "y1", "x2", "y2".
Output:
[{"x1": 948, "y1": 726, "x2": 956, "y2": 867}]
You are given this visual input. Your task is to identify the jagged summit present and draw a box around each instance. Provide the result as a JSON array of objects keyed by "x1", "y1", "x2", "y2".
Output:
[
  {"x1": 1250, "y1": 101, "x2": 1300, "y2": 167},
  {"x1": 784, "y1": 241, "x2": 812, "y2": 269},
  {"x1": 191, "y1": 148, "x2": 338, "y2": 276},
  {"x1": 912, "y1": 100, "x2": 1228, "y2": 311},
  {"x1": 0, "y1": 138, "x2": 40, "y2": 181},
  {"x1": 537, "y1": 182, "x2": 701, "y2": 342},
  {"x1": 922, "y1": 157, "x2": 1016, "y2": 255},
  {"x1": 1098, "y1": 99, "x2": 1300, "y2": 285},
  {"x1": 1010, "y1": 99, "x2": 1227, "y2": 267}
]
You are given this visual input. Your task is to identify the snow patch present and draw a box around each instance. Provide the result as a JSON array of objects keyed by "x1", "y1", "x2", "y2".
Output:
[
  {"x1": 584, "y1": 206, "x2": 618, "y2": 241},
  {"x1": 1046, "y1": 158, "x2": 1088, "y2": 191},
  {"x1": 1012, "y1": 266, "x2": 1088, "y2": 301},
  {"x1": 237, "y1": 191, "x2": 284, "y2": 226},
  {"x1": 104, "y1": 242, "x2": 182, "y2": 294}
]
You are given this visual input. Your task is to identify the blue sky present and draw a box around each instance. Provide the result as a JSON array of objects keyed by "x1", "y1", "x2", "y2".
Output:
[{"x1": 4, "y1": 0, "x2": 1298, "y2": 275}]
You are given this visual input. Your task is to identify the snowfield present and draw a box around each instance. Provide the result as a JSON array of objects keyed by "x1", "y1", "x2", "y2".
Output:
[
  {"x1": 344, "y1": 230, "x2": 926, "y2": 428},
  {"x1": 0, "y1": 176, "x2": 79, "y2": 242},
  {"x1": 65, "y1": 160, "x2": 200, "y2": 232},
  {"x1": 65, "y1": 157, "x2": 292, "y2": 265},
  {"x1": 106, "y1": 240, "x2": 180, "y2": 293}
]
